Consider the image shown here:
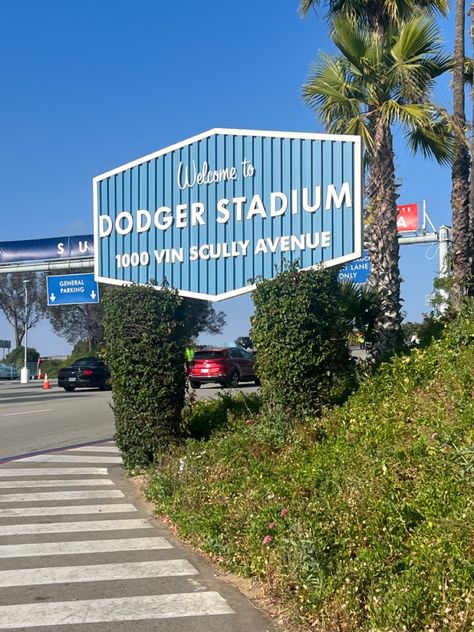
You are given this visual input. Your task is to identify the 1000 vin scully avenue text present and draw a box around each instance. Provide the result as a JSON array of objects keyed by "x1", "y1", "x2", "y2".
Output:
[{"x1": 114, "y1": 231, "x2": 332, "y2": 268}]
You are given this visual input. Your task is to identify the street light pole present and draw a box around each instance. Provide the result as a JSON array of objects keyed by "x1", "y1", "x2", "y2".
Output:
[{"x1": 21, "y1": 279, "x2": 30, "y2": 384}]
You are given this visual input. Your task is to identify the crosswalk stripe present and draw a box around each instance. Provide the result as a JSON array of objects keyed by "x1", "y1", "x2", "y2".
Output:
[
  {"x1": 0, "y1": 503, "x2": 137, "y2": 518},
  {"x1": 0, "y1": 468, "x2": 109, "y2": 476},
  {"x1": 0, "y1": 489, "x2": 124, "y2": 502},
  {"x1": 0, "y1": 443, "x2": 238, "y2": 630},
  {"x1": 0, "y1": 478, "x2": 114, "y2": 488},
  {"x1": 0, "y1": 591, "x2": 234, "y2": 628},
  {"x1": 0, "y1": 519, "x2": 153, "y2": 536},
  {"x1": 0, "y1": 559, "x2": 198, "y2": 587},
  {"x1": 0, "y1": 536, "x2": 173, "y2": 558},
  {"x1": 64, "y1": 446, "x2": 121, "y2": 453},
  {"x1": 22, "y1": 454, "x2": 122, "y2": 464}
]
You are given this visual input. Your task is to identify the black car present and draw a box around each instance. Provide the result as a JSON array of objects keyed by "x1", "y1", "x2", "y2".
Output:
[{"x1": 58, "y1": 357, "x2": 110, "y2": 392}]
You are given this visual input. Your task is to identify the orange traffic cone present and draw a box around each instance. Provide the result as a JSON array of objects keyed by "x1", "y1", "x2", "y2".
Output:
[
  {"x1": 37, "y1": 367, "x2": 42, "y2": 380},
  {"x1": 43, "y1": 373, "x2": 51, "y2": 390}
]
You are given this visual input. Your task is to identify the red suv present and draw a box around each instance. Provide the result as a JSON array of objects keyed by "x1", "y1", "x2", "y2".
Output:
[{"x1": 188, "y1": 347, "x2": 259, "y2": 389}]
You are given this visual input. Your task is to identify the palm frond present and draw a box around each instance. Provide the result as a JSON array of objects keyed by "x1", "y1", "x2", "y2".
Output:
[
  {"x1": 331, "y1": 16, "x2": 373, "y2": 76},
  {"x1": 405, "y1": 119, "x2": 453, "y2": 165},
  {"x1": 299, "y1": 0, "x2": 319, "y2": 17},
  {"x1": 379, "y1": 100, "x2": 435, "y2": 126},
  {"x1": 390, "y1": 16, "x2": 442, "y2": 62},
  {"x1": 303, "y1": 55, "x2": 365, "y2": 119}
]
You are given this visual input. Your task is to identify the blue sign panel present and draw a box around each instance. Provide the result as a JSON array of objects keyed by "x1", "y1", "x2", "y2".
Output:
[
  {"x1": 47, "y1": 273, "x2": 99, "y2": 306},
  {"x1": 338, "y1": 251, "x2": 370, "y2": 284},
  {"x1": 94, "y1": 128, "x2": 362, "y2": 300},
  {"x1": 0, "y1": 235, "x2": 93, "y2": 265}
]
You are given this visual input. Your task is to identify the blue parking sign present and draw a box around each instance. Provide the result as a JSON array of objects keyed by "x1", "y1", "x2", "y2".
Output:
[{"x1": 47, "y1": 273, "x2": 99, "y2": 306}]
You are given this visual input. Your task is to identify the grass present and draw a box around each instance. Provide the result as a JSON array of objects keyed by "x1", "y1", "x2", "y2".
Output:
[{"x1": 145, "y1": 308, "x2": 474, "y2": 631}]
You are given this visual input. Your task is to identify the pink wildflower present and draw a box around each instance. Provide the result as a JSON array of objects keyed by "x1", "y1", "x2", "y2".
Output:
[
  {"x1": 268, "y1": 522, "x2": 276, "y2": 529},
  {"x1": 263, "y1": 535, "x2": 272, "y2": 544},
  {"x1": 280, "y1": 508, "x2": 289, "y2": 518}
]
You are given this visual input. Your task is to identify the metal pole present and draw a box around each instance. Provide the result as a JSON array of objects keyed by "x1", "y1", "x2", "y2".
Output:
[
  {"x1": 438, "y1": 225, "x2": 451, "y2": 313},
  {"x1": 24, "y1": 282, "x2": 28, "y2": 369},
  {"x1": 21, "y1": 280, "x2": 30, "y2": 383}
]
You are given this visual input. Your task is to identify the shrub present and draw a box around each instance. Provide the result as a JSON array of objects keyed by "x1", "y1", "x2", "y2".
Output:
[
  {"x1": 251, "y1": 263, "x2": 356, "y2": 417},
  {"x1": 5, "y1": 346, "x2": 39, "y2": 367},
  {"x1": 103, "y1": 284, "x2": 188, "y2": 469},
  {"x1": 183, "y1": 392, "x2": 261, "y2": 440},
  {"x1": 39, "y1": 359, "x2": 62, "y2": 379},
  {"x1": 145, "y1": 302, "x2": 474, "y2": 631}
]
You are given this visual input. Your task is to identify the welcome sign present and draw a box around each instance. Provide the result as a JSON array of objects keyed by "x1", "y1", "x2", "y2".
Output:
[{"x1": 93, "y1": 128, "x2": 362, "y2": 300}]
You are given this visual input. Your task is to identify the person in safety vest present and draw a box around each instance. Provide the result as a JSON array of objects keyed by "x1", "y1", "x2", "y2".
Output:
[
  {"x1": 356, "y1": 331, "x2": 366, "y2": 350},
  {"x1": 185, "y1": 346, "x2": 195, "y2": 370}
]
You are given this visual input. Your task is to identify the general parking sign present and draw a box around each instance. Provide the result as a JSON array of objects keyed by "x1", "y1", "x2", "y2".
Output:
[{"x1": 47, "y1": 273, "x2": 99, "y2": 306}]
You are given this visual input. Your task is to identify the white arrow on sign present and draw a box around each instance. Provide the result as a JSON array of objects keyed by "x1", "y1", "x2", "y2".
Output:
[
  {"x1": 90, "y1": 290, "x2": 96, "y2": 300},
  {"x1": 49, "y1": 293, "x2": 56, "y2": 303}
]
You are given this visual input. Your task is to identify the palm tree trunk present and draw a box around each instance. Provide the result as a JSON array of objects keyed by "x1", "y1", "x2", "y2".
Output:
[
  {"x1": 451, "y1": 0, "x2": 471, "y2": 307},
  {"x1": 366, "y1": 117, "x2": 403, "y2": 360}
]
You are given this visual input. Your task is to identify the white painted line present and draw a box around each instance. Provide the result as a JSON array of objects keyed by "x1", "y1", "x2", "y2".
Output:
[
  {"x1": 0, "y1": 468, "x2": 109, "y2": 476},
  {"x1": 0, "y1": 591, "x2": 234, "y2": 628},
  {"x1": 2, "y1": 409, "x2": 52, "y2": 417},
  {"x1": 0, "y1": 479, "x2": 114, "y2": 488},
  {"x1": 0, "y1": 503, "x2": 137, "y2": 518},
  {"x1": 0, "y1": 519, "x2": 153, "y2": 536},
  {"x1": 65, "y1": 446, "x2": 120, "y2": 453},
  {"x1": 0, "y1": 559, "x2": 198, "y2": 587},
  {"x1": 0, "y1": 489, "x2": 124, "y2": 502},
  {"x1": 0, "y1": 536, "x2": 173, "y2": 558},
  {"x1": 23, "y1": 454, "x2": 122, "y2": 464}
]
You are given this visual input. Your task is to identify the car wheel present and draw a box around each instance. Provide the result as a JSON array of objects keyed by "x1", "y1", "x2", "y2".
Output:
[
  {"x1": 254, "y1": 377, "x2": 261, "y2": 386},
  {"x1": 64, "y1": 386, "x2": 75, "y2": 392},
  {"x1": 190, "y1": 381, "x2": 201, "y2": 389},
  {"x1": 227, "y1": 370, "x2": 239, "y2": 388}
]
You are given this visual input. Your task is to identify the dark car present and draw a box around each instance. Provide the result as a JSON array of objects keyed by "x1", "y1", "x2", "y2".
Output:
[
  {"x1": 188, "y1": 347, "x2": 259, "y2": 389},
  {"x1": 58, "y1": 357, "x2": 111, "y2": 392}
]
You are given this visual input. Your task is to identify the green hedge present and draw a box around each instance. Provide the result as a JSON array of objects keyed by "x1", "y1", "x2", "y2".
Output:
[
  {"x1": 251, "y1": 263, "x2": 356, "y2": 417},
  {"x1": 103, "y1": 284, "x2": 188, "y2": 469}
]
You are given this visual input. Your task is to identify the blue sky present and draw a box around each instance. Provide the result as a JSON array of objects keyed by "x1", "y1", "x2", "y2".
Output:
[{"x1": 0, "y1": 0, "x2": 459, "y2": 355}]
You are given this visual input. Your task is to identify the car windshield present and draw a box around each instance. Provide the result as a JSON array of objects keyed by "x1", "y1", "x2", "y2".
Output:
[
  {"x1": 72, "y1": 358, "x2": 101, "y2": 366},
  {"x1": 194, "y1": 351, "x2": 225, "y2": 360}
]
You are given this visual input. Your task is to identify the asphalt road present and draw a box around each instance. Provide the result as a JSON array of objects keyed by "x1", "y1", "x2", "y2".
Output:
[{"x1": 0, "y1": 379, "x2": 259, "y2": 460}]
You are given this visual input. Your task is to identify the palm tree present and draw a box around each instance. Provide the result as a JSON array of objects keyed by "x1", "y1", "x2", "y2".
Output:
[
  {"x1": 451, "y1": 0, "x2": 471, "y2": 307},
  {"x1": 299, "y1": 0, "x2": 448, "y2": 30},
  {"x1": 339, "y1": 280, "x2": 382, "y2": 344},
  {"x1": 303, "y1": 16, "x2": 452, "y2": 360}
]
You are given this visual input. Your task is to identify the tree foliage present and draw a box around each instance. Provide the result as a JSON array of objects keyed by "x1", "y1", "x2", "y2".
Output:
[
  {"x1": 103, "y1": 284, "x2": 189, "y2": 469},
  {"x1": 47, "y1": 302, "x2": 105, "y2": 350},
  {"x1": 250, "y1": 263, "x2": 356, "y2": 418},
  {"x1": 182, "y1": 298, "x2": 226, "y2": 340},
  {"x1": 0, "y1": 272, "x2": 45, "y2": 348},
  {"x1": 5, "y1": 345, "x2": 40, "y2": 366},
  {"x1": 302, "y1": 15, "x2": 451, "y2": 360}
]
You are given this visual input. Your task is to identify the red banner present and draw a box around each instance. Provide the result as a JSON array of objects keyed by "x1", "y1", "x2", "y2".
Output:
[{"x1": 396, "y1": 203, "x2": 419, "y2": 232}]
